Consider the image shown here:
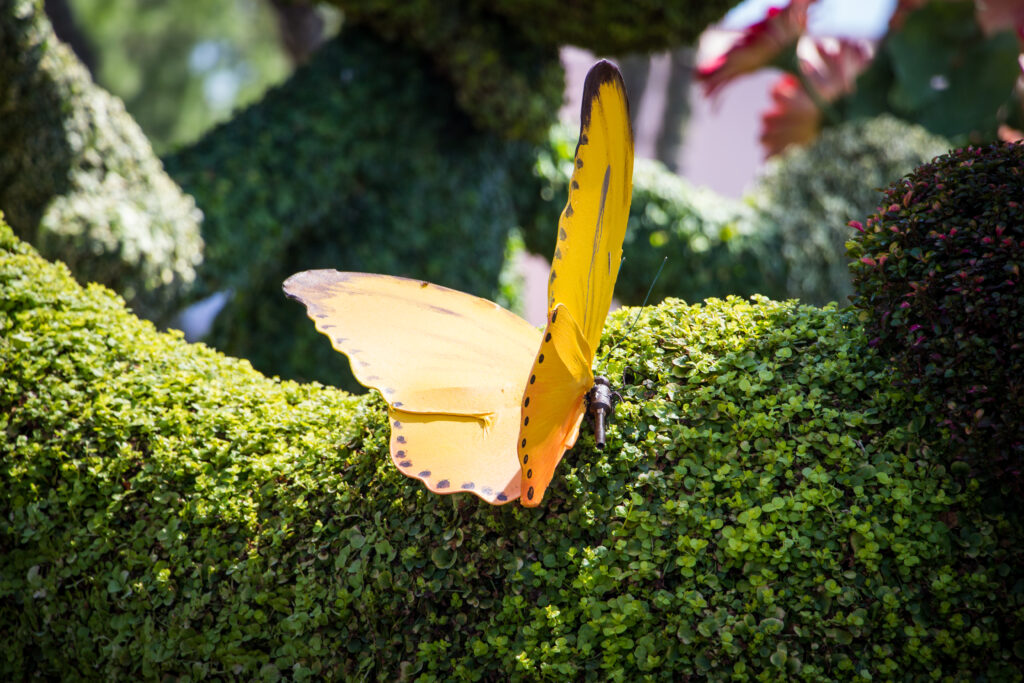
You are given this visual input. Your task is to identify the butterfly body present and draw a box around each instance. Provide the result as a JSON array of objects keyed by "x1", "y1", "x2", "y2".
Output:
[
  {"x1": 585, "y1": 376, "x2": 620, "y2": 449},
  {"x1": 284, "y1": 60, "x2": 633, "y2": 506}
]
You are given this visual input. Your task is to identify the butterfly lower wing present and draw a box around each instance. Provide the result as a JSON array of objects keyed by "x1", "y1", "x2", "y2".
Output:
[
  {"x1": 283, "y1": 270, "x2": 540, "y2": 416},
  {"x1": 517, "y1": 305, "x2": 594, "y2": 507},
  {"x1": 549, "y1": 60, "x2": 635, "y2": 354},
  {"x1": 389, "y1": 408, "x2": 521, "y2": 504}
]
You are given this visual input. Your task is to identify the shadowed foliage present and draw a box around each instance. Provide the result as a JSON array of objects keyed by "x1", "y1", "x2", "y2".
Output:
[{"x1": 0, "y1": 0, "x2": 203, "y2": 321}]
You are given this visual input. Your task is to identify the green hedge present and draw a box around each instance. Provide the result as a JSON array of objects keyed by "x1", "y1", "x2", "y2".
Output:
[
  {"x1": 165, "y1": 28, "x2": 541, "y2": 385},
  {"x1": 750, "y1": 115, "x2": 952, "y2": 306},
  {"x1": 0, "y1": 0, "x2": 203, "y2": 321},
  {"x1": 3, "y1": 219, "x2": 1021, "y2": 679},
  {"x1": 522, "y1": 126, "x2": 783, "y2": 305}
]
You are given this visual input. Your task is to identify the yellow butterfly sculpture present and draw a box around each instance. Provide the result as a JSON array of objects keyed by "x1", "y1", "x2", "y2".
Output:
[{"x1": 284, "y1": 60, "x2": 634, "y2": 506}]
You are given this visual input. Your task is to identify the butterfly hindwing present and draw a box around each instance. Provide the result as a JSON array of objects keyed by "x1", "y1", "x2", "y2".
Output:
[
  {"x1": 518, "y1": 305, "x2": 594, "y2": 507},
  {"x1": 388, "y1": 408, "x2": 521, "y2": 504}
]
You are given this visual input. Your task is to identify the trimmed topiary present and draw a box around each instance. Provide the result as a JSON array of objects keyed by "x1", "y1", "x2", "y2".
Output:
[
  {"x1": 165, "y1": 28, "x2": 541, "y2": 385},
  {"x1": 848, "y1": 141, "x2": 1024, "y2": 492},
  {"x1": 751, "y1": 115, "x2": 951, "y2": 306},
  {"x1": 522, "y1": 126, "x2": 783, "y2": 306},
  {"x1": 4, "y1": 220, "x2": 1022, "y2": 679},
  {"x1": 0, "y1": 0, "x2": 203, "y2": 321}
]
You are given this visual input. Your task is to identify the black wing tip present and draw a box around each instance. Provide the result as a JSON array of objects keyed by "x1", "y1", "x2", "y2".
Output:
[{"x1": 580, "y1": 60, "x2": 628, "y2": 128}]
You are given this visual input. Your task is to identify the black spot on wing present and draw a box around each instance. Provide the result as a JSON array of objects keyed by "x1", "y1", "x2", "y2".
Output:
[
  {"x1": 496, "y1": 493, "x2": 508, "y2": 502},
  {"x1": 461, "y1": 482, "x2": 475, "y2": 490},
  {"x1": 564, "y1": 204, "x2": 574, "y2": 218},
  {"x1": 437, "y1": 480, "x2": 450, "y2": 489},
  {"x1": 559, "y1": 227, "x2": 568, "y2": 241}
]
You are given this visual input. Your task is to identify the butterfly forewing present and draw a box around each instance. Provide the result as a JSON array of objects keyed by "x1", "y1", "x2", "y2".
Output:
[
  {"x1": 519, "y1": 61, "x2": 634, "y2": 506},
  {"x1": 518, "y1": 305, "x2": 594, "y2": 507},
  {"x1": 548, "y1": 61, "x2": 635, "y2": 355},
  {"x1": 283, "y1": 270, "x2": 540, "y2": 417}
]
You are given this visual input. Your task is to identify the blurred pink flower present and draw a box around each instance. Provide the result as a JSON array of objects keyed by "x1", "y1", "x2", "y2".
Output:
[
  {"x1": 975, "y1": 0, "x2": 1024, "y2": 38},
  {"x1": 759, "y1": 38, "x2": 874, "y2": 156},
  {"x1": 760, "y1": 73, "x2": 820, "y2": 156},
  {"x1": 696, "y1": 0, "x2": 813, "y2": 97}
]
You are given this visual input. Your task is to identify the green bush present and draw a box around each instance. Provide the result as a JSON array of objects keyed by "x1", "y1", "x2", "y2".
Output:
[
  {"x1": 333, "y1": 0, "x2": 736, "y2": 142},
  {"x1": 750, "y1": 115, "x2": 951, "y2": 306},
  {"x1": 165, "y1": 28, "x2": 541, "y2": 385},
  {"x1": 522, "y1": 126, "x2": 782, "y2": 305},
  {"x1": 0, "y1": 0, "x2": 203, "y2": 321},
  {"x1": 848, "y1": 141, "x2": 1024, "y2": 492},
  {"x1": 4, "y1": 220, "x2": 1022, "y2": 679}
]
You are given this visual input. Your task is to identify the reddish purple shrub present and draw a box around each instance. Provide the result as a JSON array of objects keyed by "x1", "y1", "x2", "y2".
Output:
[{"x1": 848, "y1": 141, "x2": 1024, "y2": 490}]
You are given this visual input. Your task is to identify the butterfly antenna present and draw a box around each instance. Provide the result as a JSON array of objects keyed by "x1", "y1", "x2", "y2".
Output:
[{"x1": 600, "y1": 256, "x2": 667, "y2": 362}]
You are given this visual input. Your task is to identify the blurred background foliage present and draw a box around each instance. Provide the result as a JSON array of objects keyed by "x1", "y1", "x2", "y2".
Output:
[
  {"x1": 750, "y1": 114, "x2": 952, "y2": 306},
  {"x1": 62, "y1": 0, "x2": 301, "y2": 154},
  {"x1": 4, "y1": 0, "x2": 1020, "y2": 384}
]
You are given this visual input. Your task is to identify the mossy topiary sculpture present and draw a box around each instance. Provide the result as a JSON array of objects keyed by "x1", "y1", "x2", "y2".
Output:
[
  {"x1": 332, "y1": 0, "x2": 737, "y2": 143},
  {"x1": 0, "y1": 0, "x2": 203, "y2": 321},
  {"x1": 848, "y1": 140, "x2": 1024, "y2": 493},
  {"x1": 3, "y1": 218, "x2": 1021, "y2": 679}
]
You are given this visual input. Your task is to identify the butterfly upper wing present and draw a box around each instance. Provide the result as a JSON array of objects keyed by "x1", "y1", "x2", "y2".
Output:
[
  {"x1": 518, "y1": 61, "x2": 635, "y2": 507},
  {"x1": 284, "y1": 270, "x2": 540, "y2": 504},
  {"x1": 283, "y1": 270, "x2": 540, "y2": 417},
  {"x1": 517, "y1": 305, "x2": 593, "y2": 507},
  {"x1": 548, "y1": 60, "x2": 635, "y2": 354}
]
